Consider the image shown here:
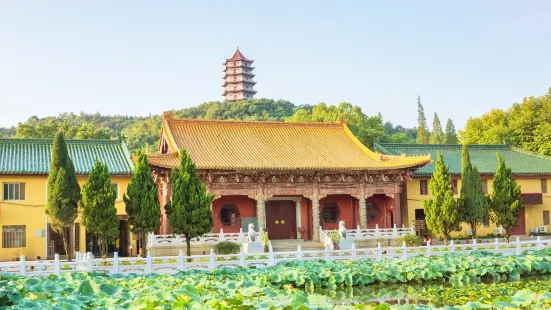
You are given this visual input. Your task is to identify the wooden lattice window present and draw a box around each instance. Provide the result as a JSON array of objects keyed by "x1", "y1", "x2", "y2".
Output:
[
  {"x1": 2, "y1": 183, "x2": 25, "y2": 201},
  {"x1": 366, "y1": 202, "x2": 380, "y2": 224},
  {"x1": 545, "y1": 211, "x2": 550, "y2": 226},
  {"x1": 219, "y1": 205, "x2": 240, "y2": 226},
  {"x1": 542, "y1": 179, "x2": 548, "y2": 194},
  {"x1": 2, "y1": 225, "x2": 26, "y2": 248},
  {"x1": 481, "y1": 179, "x2": 488, "y2": 194},
  {"x1": 420, "y1": 180, "x2": 428, "y2": 195},
  {"x1": 321, "y1": 203, "x2": 340, "y2": 224},
  {"x1": 451, "y1": 180, "x2": 458, "y2": 195}
]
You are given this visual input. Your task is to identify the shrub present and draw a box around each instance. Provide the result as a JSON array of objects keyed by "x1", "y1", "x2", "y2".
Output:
[
  {"x1": 213, "y1": 241, "x2": 241, "y2": 255},
  {"x1": 397, "y1": 234, "x2": 422, "y2": 247}
]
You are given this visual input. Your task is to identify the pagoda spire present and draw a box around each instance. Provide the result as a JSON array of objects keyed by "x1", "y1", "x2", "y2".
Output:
[{"x1": 222, "y1": 49, "x2": 256, "y2": 101}]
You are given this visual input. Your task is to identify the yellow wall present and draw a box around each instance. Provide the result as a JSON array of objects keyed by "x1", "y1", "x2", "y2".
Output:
[
  {"x1": 405, "y1": 177, "x2": 551, "y2": 238},
  {"x1": 0, "y1": 175, "x2": 132, "y2": 261}
]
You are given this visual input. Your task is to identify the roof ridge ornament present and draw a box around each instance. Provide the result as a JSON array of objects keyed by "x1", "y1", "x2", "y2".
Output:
[{"x1": 163, "y1": 111, "x2": 173, "y2": 119}]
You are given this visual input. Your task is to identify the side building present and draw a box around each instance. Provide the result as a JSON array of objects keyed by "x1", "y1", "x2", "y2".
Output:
[
  {"x1": 147, "y1": 114, "x2": 431, "y2": 241},
  {"x1": 375, "y1": 143, "x2": 551, "y2": 237},
  {"x1": 0, "y1": 139, "x2": 135, "y2": 261}
]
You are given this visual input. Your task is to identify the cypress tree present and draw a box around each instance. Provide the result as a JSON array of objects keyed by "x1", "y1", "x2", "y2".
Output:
[
  {"x1": 81, "y1": 159, "x2": 119, "y2": 259},
  {"x1": 429, "y1": 112, "x2": 445, "y2": 144},
  {"x1": 166, "y1": 149, "x2": 214, "y2": 256},
  {"x1": 490, "y1": 154, "x2": 522, "y2": 242},
  {"x1": 123, "y1": 151, "x2": 161, "y2": 257},
  {"x1": 416, "y1": 96, "x2": 430, "y2": 144},
  {"x1": 46, "y1": 132, "x2": 80, "y2": 262},
  {"x1": 422, "y1": 153, "x2": 462, "y2": 244},
  {"x1": 445, "y1": 118, "x2": 458, "y2": 144}
]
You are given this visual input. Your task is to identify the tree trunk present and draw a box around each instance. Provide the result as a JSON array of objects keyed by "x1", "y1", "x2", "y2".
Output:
[
  {"x1": 62, "y1": 230, "x2": 71, "y2": 262},
  {"x1": 186, "y1": 236, "x2": 191, "y2": 257},
  {"x1": 471, "y1": 222, "x2": 477, "y2": 240},
  {"x1": 139, "y1": 232, "x2": 146, "y2": 257},
  {"x1": 444, "y1": 236, "x2": 448, "y2": 246},
  {"x1": 100, "y1": 235, "x2": 108, "y2": 259}
]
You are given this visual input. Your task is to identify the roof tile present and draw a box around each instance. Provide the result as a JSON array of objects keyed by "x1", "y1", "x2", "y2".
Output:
[{"x1": 0, "y1": 139, "x2": 134, "y2": 175}]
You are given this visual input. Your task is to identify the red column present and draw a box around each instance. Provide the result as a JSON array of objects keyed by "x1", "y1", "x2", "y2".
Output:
[{"x1": 394, "y1": 192, "x2": 402, "y2": 227}]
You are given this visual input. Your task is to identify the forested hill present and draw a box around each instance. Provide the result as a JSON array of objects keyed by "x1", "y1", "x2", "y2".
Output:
[{"x1": 0, "y1": 99, "x2": 416, "y2": 153}]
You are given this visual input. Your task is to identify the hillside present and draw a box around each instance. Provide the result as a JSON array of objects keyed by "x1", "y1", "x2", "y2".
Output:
[{"x1": 0, "y1": 99, "x2": 416, "y2": 153}]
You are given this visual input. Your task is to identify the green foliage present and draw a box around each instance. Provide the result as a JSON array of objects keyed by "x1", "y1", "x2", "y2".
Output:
[
  {"x1": 6, "y1": 249, "x2": 551, "y2": 309},
  {"x1": 213, "y1": 241, "x2": 241, "y2": 255},
  {"x1": 80, "y1": 160, "x2": 119, "y2": 259},
  {"x1": 166, "y1": 149, "x2": 214, "y2": 256},
  {"x1": 422, "y1": 153, "x2": 462, "y2": 244},
  {"x1": 123, "y1": 151, "x2": 161, "y2": 256},
  {"x1": 416, "y1": 96, "x2": 430, "y2": 144},
  {"x1": 397, "y1": 234, "x2": 422, "y2": 247},
  {"x1": 460, "y1": 145, "x2": 489, "y2": 239},
  {"x1": 444, "y1": 118, "x2": 458, "y2": 144},
  {"x1": 490, "y1": 154, "x2": 522, "y2": 239},
  {"x1": 46, "y1": 132, "x2": 80, "y2": 262},
  {"x1": 429, "y1": 113, "x2": 445, "y2": 144},
  {"x1": 286, "y1": 102, "x2": 389, "y2": 148},
  {"x1": 459, "y1": 87, "x2": 551, "y2": 155}
]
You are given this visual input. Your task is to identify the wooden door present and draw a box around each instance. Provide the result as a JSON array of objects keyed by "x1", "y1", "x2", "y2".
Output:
[
  {"x1": 510, "y1": 207, "x2": 526, "y2": 236},
  {"x1": 266, "y1": 201, "x2": 297, "y2": 240},
  {"x1": 119, "y1": 220, "x2": 130, "y2": 257}
]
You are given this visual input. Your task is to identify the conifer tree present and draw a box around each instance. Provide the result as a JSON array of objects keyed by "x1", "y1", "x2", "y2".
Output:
[
  {"x1": 422, "y1": 153, "x2": 462, "y2": 244},
  {"x1": 81, "y1": 159, "x2": 119, "y2": 259},
  {"x1": 123, "y1": 151, "x2": 161, "y2": 257},
  {"x1": 166, "y1": 149, "x2": 214, "y2": 256},
  {"x1": 490, "y1": 154, "x2": 522, "y2": 242},
  {"x1": 46, "y1": 132, "x2": 80, "y2": 262},
  {"x1": 445, "y1": 118, "x2": 458, "y2": 144},
  {"x1": 460, "y1": 145, "x2": 489, "y2": 239},
  {"x1": 416, "y1": 96, "x2": 430, "y2": 144},
  {"x1": 429, "y1": 112, "x2": 445, "y2": 144}
]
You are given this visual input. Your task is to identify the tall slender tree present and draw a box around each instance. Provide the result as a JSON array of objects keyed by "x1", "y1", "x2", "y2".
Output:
[
  {"x1": 422, "y1": 153, "x2": 462, "y2": 244},
  {"x1": 46, "y1": 132, "x2": 80, "y2": 262},
  {"x1": 445, "y1": 119, "x2": 458, "y2": 144},
  {"x1": 416, "y1": 96, "x2": 430, "y2": 144},
  {"x1": 81, "y1": 159, "x2": 119, "y2": 259},
  {"x1": 165, "y1": 149, "x2": 214, "y2": 256},
  {"x1": 460, "y1": 145, "x2": 489, "y2": 239},
  {"x1": 490, "y1": 154, "x2": 522, "y2": 241},
  {"x1": 429, "y1": 112, "x2": 445, "y2": 144},
  {"x1": 123, "y1": 151, "x2": 161, "y2": 257}
]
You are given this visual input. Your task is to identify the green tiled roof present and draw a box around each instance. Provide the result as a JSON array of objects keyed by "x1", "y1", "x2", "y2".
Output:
[
  {"x1": 0, "y1": 139, "x2": 134, "y2": 175},
  {"x1": 374, "y1": 143, "x2": 551, "y2": 176}
]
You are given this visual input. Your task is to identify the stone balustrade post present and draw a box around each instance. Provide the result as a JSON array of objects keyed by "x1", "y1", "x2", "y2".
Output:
[
  {"x1": 19, "y1": 255, "x2": 26, "y2": 276},
  {"x1": 113, "y1": 252, "x2": 119, "y2": 274},
  {"x1": 146, "y1": 250, "x2": 153, "y2": 274},
  {"x1": 516, "y1": 237, "x2": 522, "y2": 255},
  {"x1": 178, "y1": 250, "x2": 185, "y2": 271},
  {"x1": 209, "y1": 249, "x2": 216, "y2": 270},
  {"x1": 401, "y1": 241, "x2": 408, "y2": 260},
  {"x1": 297, "y1": 245, "x2": 303, "y2": 260}
]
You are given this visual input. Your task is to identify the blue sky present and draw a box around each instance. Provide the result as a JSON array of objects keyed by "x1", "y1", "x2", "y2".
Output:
[{"x1": 1, "y1": 1, "x2": 550, "y2": 129}]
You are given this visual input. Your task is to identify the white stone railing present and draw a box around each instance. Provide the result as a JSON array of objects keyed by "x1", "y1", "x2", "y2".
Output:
[
  {"x1": 319, "y1": 224, "x2": 416, "y2": 247},
  {"x1": 1, "y1": 237, "x2": 549, "y2": 277},
  {"x1": 148, "y1": 229, "x2": 246, "y2": 248}
]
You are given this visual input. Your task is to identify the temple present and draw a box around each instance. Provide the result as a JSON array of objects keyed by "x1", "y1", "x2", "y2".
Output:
[
  {"x1": 222, "y1": 48, "x2": 257, "y2": 101},
  {"x1": 148, "y1": 114, "x2": 431, "y2": 241}
]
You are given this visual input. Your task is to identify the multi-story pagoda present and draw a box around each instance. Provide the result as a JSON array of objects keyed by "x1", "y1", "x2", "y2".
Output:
[{"x1": 222, "y1": 48, "x2": 257, "y2": 101}]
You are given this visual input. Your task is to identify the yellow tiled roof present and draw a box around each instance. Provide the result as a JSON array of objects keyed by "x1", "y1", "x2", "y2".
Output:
[{"x1": 149, "y1": 117, "x2": 431, "y2": 171}]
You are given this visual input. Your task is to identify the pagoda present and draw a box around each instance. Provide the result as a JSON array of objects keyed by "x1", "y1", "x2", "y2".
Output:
[{"x1": 222, "y1": 48, "x2": 257, "y2": 101}]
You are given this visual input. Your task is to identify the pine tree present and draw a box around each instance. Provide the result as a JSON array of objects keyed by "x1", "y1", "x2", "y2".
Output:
[
  {"x1": 416, "y1": 96, "x2": 430, "y2": 144},
  {"x1": 81, "y1": 159, "x2": 119, "y2": 259},
  {"x1": 166, "y1": 149, "x2": 214, "y2": 256},
  {"x1": 123, "y1": 151, "x2": 161, "y2": 257},
  {"x1": 460, "y1": 145, "x2": 489, "y2": 239},
  {"x1": 46, "y1": 132, "x2": 80, "y2": 262},
  {"x1": 422, "y1": 153, "x2": 462, "y2": 244},
  {"x1": 445, "y1": 118, "x2": 458, "y2": 144},
  {"x1": 429, "y1": 112, "x2": 445, "y2": 144},
  {"x1": 490, "y1": 154, "x2": 522, "y2": 242}
]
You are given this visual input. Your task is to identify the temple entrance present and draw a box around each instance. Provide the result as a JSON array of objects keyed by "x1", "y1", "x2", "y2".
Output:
[
  {"x1": 47, "y1": 224, "x2": 71, "y2": 259},
  {"x1": 266, "y1": 200, "x2": 297, "y2": 239},
  {"x1": 119, "y1": 220, "x2": 130, "y2": 257},
  {"x1": 510, "y1": 207, "x2": 526, "y2": 236}
]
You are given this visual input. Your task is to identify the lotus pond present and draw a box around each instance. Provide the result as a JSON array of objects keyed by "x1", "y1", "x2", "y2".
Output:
[{"x1": 3, "y1": 248, "x2": 551, "y2": 309}]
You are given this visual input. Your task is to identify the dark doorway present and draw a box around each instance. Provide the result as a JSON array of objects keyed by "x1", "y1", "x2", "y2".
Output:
[
  {"x1": 266, "y1": 200, "x2": 297, "y2": 239},
  {"x1": 119, "y1": 220, "x2": 130, "y2": 257},
  {"x1": 414, "y1": 209, "x2": 430, "y2": 237},
  {"x1": 48, "y1": 225, "x2": 71, "y2": 258}
]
